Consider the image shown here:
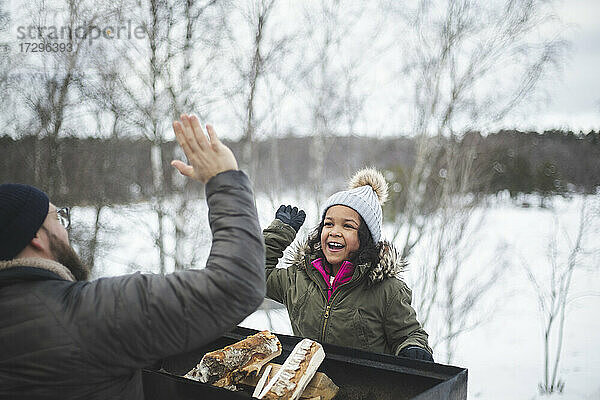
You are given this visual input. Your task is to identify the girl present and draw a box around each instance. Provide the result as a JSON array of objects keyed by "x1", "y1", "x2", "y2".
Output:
[{"x1": 263, "y1": 168, "x2": 433, "y2": 360}]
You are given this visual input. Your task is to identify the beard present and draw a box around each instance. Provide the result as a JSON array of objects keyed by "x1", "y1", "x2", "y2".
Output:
[{"x1": 45, "y1": 229, "x2": 90, "y2": 281}]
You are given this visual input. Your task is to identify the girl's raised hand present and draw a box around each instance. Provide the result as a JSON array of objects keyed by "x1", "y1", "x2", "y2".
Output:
[{"x1": 275, "y1": 205, "x2": 306, "y2": 232}]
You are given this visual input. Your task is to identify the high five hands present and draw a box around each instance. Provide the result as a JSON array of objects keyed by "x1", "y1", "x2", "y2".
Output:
[{"x1": 171, "y1": 114, "x2": 238, "y2": 184}]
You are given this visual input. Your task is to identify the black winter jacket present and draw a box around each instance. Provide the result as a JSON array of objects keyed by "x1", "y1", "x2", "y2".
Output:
[{"x1": 0, "y1": 170, "x2": 265, "y2": 400}]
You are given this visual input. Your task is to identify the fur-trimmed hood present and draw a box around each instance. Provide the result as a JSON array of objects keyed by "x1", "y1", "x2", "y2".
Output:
[
  {"x1": 0, "y1": 257, "x2": 75, "y2": 282},
  {"x1": 286, "y1": 239, "x2": 407, "y2": 284}
]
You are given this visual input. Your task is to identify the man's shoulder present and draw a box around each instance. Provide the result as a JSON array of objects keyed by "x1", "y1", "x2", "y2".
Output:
[{"x1": 0, "y1": 257, "x2": 75, "y2": 283}]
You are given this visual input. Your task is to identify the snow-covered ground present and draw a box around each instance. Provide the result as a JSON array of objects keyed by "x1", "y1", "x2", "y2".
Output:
[
  {"x1": 445, "y1": 195, "x2": 600, "y2": 400},
  {"x1": 75, "y1": 193, "x2": 600, "y2": 399}
]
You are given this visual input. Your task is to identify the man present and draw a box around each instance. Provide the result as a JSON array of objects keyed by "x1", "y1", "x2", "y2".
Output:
[{"x1": 0, "y1": 115, "x2": 266, "y2": 399}]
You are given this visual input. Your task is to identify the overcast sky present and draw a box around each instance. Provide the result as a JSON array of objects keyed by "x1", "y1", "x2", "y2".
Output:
[
  {"x1": 513, "y1": 0, "x2": 600, "y2": 132},
  {"x1": 3, "y1": 0, "x2": 599, "y2": 137}
]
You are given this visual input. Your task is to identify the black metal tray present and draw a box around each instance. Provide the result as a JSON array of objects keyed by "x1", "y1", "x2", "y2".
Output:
[{"x1": 143, "y1": 326, "x2": 467, "y2": 400}]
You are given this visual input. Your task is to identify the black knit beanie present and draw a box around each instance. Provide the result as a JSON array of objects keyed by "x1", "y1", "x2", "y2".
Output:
[{"x1": 0, "y1": 184, "x2": 49, "y2": 261}]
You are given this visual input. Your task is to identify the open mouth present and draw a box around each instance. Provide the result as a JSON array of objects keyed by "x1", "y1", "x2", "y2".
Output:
[{"x1": 327, "y1": 242, "x2": 345, "y2": 251}]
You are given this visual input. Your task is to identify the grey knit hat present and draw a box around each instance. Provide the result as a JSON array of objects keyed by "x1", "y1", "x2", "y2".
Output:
[
  {"x1": 0, "y1": 184, "x2": 49, "y2": 260},
  {"x1": 321, "y1": 168, "x2": 389, "y2": 243}
]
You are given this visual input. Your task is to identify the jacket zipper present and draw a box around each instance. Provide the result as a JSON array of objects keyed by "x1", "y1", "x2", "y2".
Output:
[
  {"x1": 304, "y1": 255, "x2": 366, "y2": 343},
  {"x1": 320, "y1": 294, "x2": 336, "y2": 342},
  {"x1": 318, "y1": 275, "x2": 366, "y2": 343}
]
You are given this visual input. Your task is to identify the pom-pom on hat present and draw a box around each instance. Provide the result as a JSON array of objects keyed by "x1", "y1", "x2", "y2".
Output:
[
  {"x1": 321, "y1": 168, "x2": 389, "y2": 243},
  {"x1": 0, "y1": 184, "x2": 49, "y2": 261}
]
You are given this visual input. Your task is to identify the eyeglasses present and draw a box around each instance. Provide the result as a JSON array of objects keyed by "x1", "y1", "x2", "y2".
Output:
[{"x1": 49, "y1": 207, "x2": 71, "y2": 229}]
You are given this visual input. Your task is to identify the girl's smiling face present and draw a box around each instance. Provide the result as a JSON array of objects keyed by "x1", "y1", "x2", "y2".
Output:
[{"x1": 321, "y1": 205, "x2": 361, "y2": 269}]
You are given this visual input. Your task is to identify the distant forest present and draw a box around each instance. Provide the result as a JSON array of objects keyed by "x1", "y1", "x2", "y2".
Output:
[{"x1": 2, "y1": 129, "x2": 599, "y2": 206}]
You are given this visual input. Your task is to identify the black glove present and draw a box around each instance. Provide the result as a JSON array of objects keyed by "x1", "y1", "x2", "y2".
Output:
[
  {"x1": 275, "y1": 205, "x2": 306, "y2": 232},
  {"x1": 398, "y1": 346, "x2": 434, "y2": 362}
]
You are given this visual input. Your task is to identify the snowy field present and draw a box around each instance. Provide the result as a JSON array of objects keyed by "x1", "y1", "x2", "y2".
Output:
[{"x1": 75, "y1": 193, "x2": 600, "y2": 400}]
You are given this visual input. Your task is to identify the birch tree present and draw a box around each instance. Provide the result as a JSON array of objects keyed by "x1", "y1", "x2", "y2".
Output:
[
  {"x1": 223, "y1": 0, "x2": 294, "y2": 184},
  {"x1": 1, "y1": 0, "x2": 120, "y2": 274},
  {"x1": 0, "y1": 0, "x2": 15, "y2": 135},
  {"x1": 382, "y1": 0, "x2": 568, "y2": 362},
  {"x1": 11, "y1": 0, "x2": 110, "y2": 200},
  {"x1": 90, "y1": 0, "x2": 229, "y2": 272},
  {"x1": 297, "y1": 0, "x2": 380, "y2": 208},
  {"x1": 522, "y1": 196, "x2": 599, "y2": 394}
]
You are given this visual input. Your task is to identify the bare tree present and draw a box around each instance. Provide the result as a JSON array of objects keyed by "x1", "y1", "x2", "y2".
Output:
[
  {"x1": 223, "y1": 0, "x2": 295, "y2": 183},
  {"x1": 72, "y1": 70, "x2": 127, "y2": 273},
  {"x1": 522, "y1": 196, "x2": 599, "y2": 394},
  {"x1": 69, "y1": 204, "x2": 118, "y2": 276},
  {"x1": 11, "y1": 0, "x2": 109, "y2": 198},
  {"x1": 296, "y1": 0, "x2": 381, "y2": 207},
  {"x1": 250, "y1": 0, "x2": 386, "y2": 323},
  {"x1": 1, "y1": 0, "x2": 123, "y2": 275},
  {"x1": 164, "y1": 0, "x2": 230, "y2": 270},
  {"x1": 88, "y1": 0, "x2": 228, "y2": 273},
  {"x1": 0, "y1": 0, "x2": 15, "y2": 135},
  {"x1": 381, "y1": 0, "x2": 567, "y2": 362},
  {"x1": 386, "y1": 0, "x2": 567, "y2": 255}
]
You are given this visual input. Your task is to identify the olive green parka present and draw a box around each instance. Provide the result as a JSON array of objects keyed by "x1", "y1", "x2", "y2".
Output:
[{"x1": 264, "y1": 219, "x2": 432, "y2": 357}]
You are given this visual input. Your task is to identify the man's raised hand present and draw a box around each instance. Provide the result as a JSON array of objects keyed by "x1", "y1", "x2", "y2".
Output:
[{"x1": 171, "y1": 114, "x2": 238, "y2": 184}]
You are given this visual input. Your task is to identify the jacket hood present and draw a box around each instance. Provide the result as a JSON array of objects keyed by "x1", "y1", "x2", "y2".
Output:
[
  {"x1": 286, "y1": 240, "x2": 406, "y2": 284},
  {"x1": 0, "y1": 257, "x2": 76, "y2": 282}
]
